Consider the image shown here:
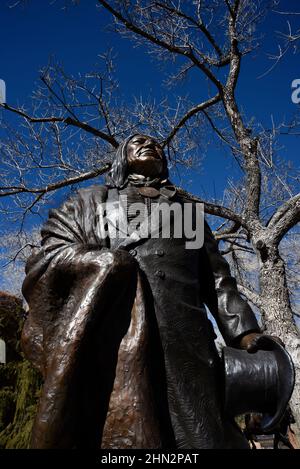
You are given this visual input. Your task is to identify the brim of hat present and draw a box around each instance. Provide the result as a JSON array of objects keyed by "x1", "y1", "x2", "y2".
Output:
[{"x1": 257, "y1": 336, "x2": 295, "y2": 432}]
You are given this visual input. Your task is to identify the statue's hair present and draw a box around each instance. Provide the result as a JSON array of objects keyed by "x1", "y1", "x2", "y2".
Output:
[{"x1": 105, "y1": 134, "x2": 169, "y2": 188}]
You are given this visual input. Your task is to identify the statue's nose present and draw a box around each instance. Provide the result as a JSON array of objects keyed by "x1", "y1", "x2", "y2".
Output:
[{"x1": 144, "y1": 139, "x2": 156, "y2": 148}]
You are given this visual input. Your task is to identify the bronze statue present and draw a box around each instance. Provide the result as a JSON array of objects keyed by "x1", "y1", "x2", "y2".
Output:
[{"x1": 21, "y1": 134, "x2": 294, "y2": 449}]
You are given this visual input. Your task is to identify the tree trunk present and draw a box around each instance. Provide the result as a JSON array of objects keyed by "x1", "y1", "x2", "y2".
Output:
[
  {"x1": 0, "y1": 361, "x2": 41, "y2": 449},
  {"x1": 0, "y1": 292, "x2": 42, "y2": 448},
  {"x1": 257, "y1": 243, "x2": 300, "y2": 429}
]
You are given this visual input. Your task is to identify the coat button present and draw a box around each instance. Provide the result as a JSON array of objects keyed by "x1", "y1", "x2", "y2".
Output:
[
  {"x1": 129, "y1": 249, "x2": 137, "y2": 257},
  {"x1": 155, "y1": 249, "x2": 164, "y2": 257},
  {"x1": 155, "y1": 270, "x2": 165, "y2": 279}
]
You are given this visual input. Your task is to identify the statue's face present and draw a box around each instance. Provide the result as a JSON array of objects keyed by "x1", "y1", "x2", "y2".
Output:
[{"x1": 126, "y1": 135, "x2": 165, "y2": 178}]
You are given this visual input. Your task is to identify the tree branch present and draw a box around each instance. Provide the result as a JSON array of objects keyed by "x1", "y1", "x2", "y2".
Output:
[
  {"x1": 214, "y1": 232, "x2": 246, "y2": 241},
  {"x1": 237, "y1": 283, "x2": 261, "y2": 308},
  {"x1": 220, "y1": 244, "x2": 253, "y2": 255},
  {"x1": 0, "y1": 164, "x2": 111, "y2": 197},
  {"x1": 162, "y1": 94, "x2": 221, "y2": 146},
  {"x1": 201, "y1": 109, "x2": 245, "y2": 174},
  {"x1": 98, "y1": 0, "x2": 223, "y2": 91},
  {"x1": 268, "y1": 193, "x2": 300, "y2": 244},
  {"x1": 1, "y1": 103, "x2": 119, "y2": 148},
  {"x1": 154, "y1": 1, "x2": 227, "y2": 62},
  {"x1": 176, "y1": 188, "x2": 244, "y2": 226},
  {"x1": 221, "y1": 0, "x2": 261, "y2": 218}
]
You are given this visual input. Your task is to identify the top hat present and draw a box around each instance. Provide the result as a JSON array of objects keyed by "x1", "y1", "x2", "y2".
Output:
[{"x1": 222, "y1": 335, "x2": 295, "y2": 432}]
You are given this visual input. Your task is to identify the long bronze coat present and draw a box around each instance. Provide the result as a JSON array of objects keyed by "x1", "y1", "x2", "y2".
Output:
[{"x1": 22, "y1": 185, "x2": 259, "y2": 449}]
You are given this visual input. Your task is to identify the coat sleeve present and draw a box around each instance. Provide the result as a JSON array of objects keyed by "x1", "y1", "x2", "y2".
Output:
[
  {"x1": 21, "y1": 185, "x2": 109, "y2": 373},
  {"x1": 202, "y1": 220, "x2": 260, "y2": 346},
  {"x1": 22, "y1": 185, "x2": 108, "y2": 298}
]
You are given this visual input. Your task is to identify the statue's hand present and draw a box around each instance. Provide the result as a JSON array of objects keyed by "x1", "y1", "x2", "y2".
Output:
[
  {"x1": 239, "y1": 332, "x2": 284, "y2": 353},
  {"x1": 239, "y1": 332, "x2": 263, "y2": 352}
]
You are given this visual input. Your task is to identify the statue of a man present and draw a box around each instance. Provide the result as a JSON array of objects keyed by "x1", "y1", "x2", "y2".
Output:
[{"x1": 21, "y1": 134, "x2": 277, "y2": 449}]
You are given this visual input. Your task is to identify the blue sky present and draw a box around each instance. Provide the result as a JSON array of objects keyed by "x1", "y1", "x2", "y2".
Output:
[
  {"x1": 0, "y1": 1, "x2": 299, "y2": 318},
  {"x1": 0, "y1": 0, "x2": 299, "y2": 219}
]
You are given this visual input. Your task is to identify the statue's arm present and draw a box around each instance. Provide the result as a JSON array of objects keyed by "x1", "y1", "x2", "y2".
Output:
[
  {"x1": 22, "y1": 186, "x2": 109, "y2": 299},
  {"x1": 202, "y1": 220, "x2": 261, "y2": 347},
  {"x1": 21, "y1": 186, "x2": 112, "y2": 372},
  {"x1": 21, "y1": 185, "x2": 135, "y2": 377}
]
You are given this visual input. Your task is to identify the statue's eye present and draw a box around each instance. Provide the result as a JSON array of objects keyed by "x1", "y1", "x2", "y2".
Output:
[{"x1": 132, "y1": 138, "x2": 144, "y2": 144}]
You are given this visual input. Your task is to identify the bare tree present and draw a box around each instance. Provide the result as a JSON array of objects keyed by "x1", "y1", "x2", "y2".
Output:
[
  {"x1": 1, "y1": 0, "x2": 300, "y2": 427},
  {"x1": 269, "y1": 7, "x2": 300, "y2": 67}
]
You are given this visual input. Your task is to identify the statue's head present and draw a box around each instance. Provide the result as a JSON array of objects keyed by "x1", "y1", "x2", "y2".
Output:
[{"x1": 106, "y1": 134, "x2": 169, "y2": 188}]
